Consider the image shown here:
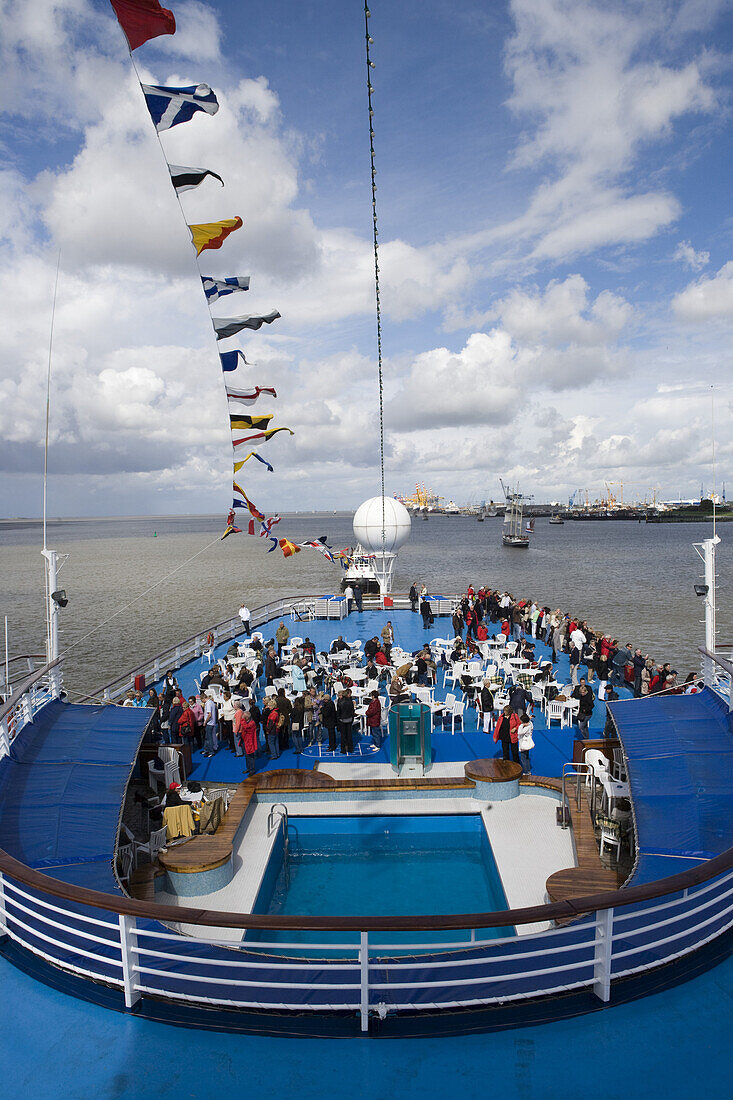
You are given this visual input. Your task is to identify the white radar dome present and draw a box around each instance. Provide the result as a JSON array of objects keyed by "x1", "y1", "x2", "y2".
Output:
[{"x1": 353, "y1": 496, "x2": 411, "y2": 554}]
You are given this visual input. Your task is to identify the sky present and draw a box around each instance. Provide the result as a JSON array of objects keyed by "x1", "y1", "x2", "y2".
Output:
[{"x1": 1, "y1": 0, "x2": 733, "y2": 517}]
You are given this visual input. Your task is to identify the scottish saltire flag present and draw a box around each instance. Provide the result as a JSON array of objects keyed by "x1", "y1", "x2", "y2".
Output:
[
  {"x1": 234, "y1": 451, "x2": 274, "y2": 473},
  {"x1": 188, "y1": 217, "x2": 242, "y2": 256},
  {"x1": 202, "y1": 276, "x2": 251, "y2": 303},
  {"x1": 142, "y1": 83, "x2": 219, "y2": 132},
  {"x1": 110, "y1": 0, "x2": 175, "y2": 51},
  {"x1": 229, "y1": 414, "x2": 273, "y2": 431},
  {"x1": 213, "y1": 311, "x2": 281, "y2": 341},
  {"x1": 168, "y1": 165, "x2": 224, "y2": 194},
  {"x1": 220, "y1": 350, "x2": 250, "y2": 372},
  {"x1": 232, "y1": 427, "x2": 293, "y2": 449},
  {"x1": 260, "y1": 515, "x2": 281, "y2": 535},
  {"x1": 225, "y1": 385, "x2": 277, "y2": 404}
]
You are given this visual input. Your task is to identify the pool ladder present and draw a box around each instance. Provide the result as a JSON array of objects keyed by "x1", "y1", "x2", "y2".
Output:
[{"x1": 267, "y1": 803, "x2": 289, "y2": 850}]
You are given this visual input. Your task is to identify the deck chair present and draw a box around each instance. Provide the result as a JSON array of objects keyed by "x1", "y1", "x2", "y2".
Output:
[{"x1": 133, "y1": 826, "x2": 168, "y2": 866}]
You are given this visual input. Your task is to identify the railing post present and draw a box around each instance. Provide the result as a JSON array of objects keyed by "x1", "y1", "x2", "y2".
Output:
[
  {"x1": 0, "y1": 872, "x2": 7, "y2": 937},
  {"x1": 359, "y1": 931, "x2": 370, "y2": 1032},
  {"x1": 0, "y1": 718, "x2": 9, "y2": 760},
  {"x1": 118, "y1": 914, "x2": 141, "y2": 1009},
  {"x1": 593, "y1": 907, "x2": 614, "y2": 1001}
]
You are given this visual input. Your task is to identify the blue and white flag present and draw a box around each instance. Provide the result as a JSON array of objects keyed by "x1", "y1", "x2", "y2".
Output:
[
  {"x1": 202, "y1": 276, "x2": 251, "y2": 303},
  {"x1": 142, "y1": 83, "x2": 219, "y2": 132},
  {"x1": 219, "y1": 350, "x2": 251, "y2": 372}
]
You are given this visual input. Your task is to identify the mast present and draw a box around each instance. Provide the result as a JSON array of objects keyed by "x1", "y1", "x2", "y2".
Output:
[{"x1": 42, "y1": 254, "x2": 62, "y2": 667}]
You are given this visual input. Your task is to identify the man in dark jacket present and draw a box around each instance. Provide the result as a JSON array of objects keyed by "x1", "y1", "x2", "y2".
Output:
[
  {"x1": 320, "y1": 693, "x2": 338, "y2": 751},
  {"x1": 571, "y1": 680, "x2": 595, "y2": 738},
  {"x1": 364, "y1": 636, "x2": 379, "y2": 662},
  {"x1": 264, "y1": 646, "x2": 279, "y2": 686},
  {"x1": 509, "y1": 683, "x2": 532, "y2": 716},
  {"x1": 336, "y1": 690, "x2": 355, "y2": 754}
]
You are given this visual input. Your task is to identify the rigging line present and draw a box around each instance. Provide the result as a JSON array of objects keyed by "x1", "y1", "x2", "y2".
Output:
[
  {"x1": 364, "y1": 3, "x2": 386, "y2": 556},
  {"x1": 63, "y1": 534, "x2": 223, "y2": 655}
]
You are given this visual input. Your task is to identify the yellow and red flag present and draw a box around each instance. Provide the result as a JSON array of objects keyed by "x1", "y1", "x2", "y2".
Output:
[
  {"x1": 188, "y1": 217, "x2": 243, "y2": 256},
  {"x1": 279, "y1": 538, "x2": 301, "y2": 558}
]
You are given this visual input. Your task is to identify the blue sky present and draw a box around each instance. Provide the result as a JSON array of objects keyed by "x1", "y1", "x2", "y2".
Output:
[{"x1": 1, "y1": 0, "x2": 733, "y2": 517}]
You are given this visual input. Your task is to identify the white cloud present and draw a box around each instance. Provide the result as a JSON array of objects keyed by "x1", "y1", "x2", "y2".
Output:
[
  {"x1": 673, "y1": 239, "x2": 710, "y2": 270},
  {"x1": 498, "y1": 0, "x2": 717, "y2": 260},
  {"x1": 673, "y1": 262, "x2": 733, "y2": 321}
]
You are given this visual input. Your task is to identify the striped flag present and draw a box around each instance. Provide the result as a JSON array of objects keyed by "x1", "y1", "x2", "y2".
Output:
[
  {"x1": 188, "y1": 218, "x2": 242, "y2": 256},
  {"x1": 225, "y1": 385, "x2": 277, "y2": 405},
  {"x1": 202, "y1": 276, "x2": 251, "y2": 303},
  {"x1": 213, "y1": 311, "x2": 281, "y2": 341},
  {"x1": 232, "y1": 427, "x2": 293, "y2": 449},
  {"x1": 109, "y1": 0, "x2": 175, "y2": 51},
  {"x1": 229, "y1": 414, "x2": 273, "y2": 431},
  {"x1": 220, "y1": 350, "x2": 250, "y2": 372},
  {"x1": 168, "y1": 165, "x2": 224, "y2": 194},
  {"x1": 301, "y1": 539, "x2": 336, "y2": 564},
  {"x1": 142, "y1": 83, "x2": 219, "y2": 132}
]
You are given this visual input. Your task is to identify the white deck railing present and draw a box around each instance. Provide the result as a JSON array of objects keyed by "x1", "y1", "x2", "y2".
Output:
[{"x1": 1, "y1": 850, "x2": 731, "y2": 1032}]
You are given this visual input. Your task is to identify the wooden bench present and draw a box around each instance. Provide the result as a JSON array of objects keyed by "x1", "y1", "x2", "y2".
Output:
[
  {"x1": 545, "y1": 778, "x2": 625, "y2": 908},
  {"x1": 158, "y1": 781, "x2": 256, "y2": 875}
]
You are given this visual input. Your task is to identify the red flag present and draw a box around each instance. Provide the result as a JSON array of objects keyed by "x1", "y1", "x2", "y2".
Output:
[{"x1": 109, "y1": 0, "x2": 176, "y2": 51}]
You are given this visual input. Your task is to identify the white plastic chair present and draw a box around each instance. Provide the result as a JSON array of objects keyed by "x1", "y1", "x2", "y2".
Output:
[
  {"x1": 133, "y1": 826, "x2": 168, "y2": 867},
  {"x1": 448, "y1": 700, "x2": 465, "y2": 734},
  {"x1": 147, "y1": 746, "x2": 182, "y2": 792},
  {"x1": 546, "y1": 700, "x2": 568, "y2": 728},
  {"x1": 598, "y1": 818, "x2": 621, "y2": 858},
  {"x1": 205, "y1": 787, "x2": 231, "y2": 811}
]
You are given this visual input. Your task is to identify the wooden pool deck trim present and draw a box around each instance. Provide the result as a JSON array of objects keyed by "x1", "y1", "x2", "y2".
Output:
[{"x1": 546, "y1": 777, "x2": 624, "y2": 907}]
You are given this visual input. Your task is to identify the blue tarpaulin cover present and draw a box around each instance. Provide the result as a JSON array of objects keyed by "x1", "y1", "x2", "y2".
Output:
[
  {"x1": 608, "y1": 687, "x2": 733, "y2": 884},
  {"x1": 0, "y1": 700, "x2": 150, "y2": 885}
]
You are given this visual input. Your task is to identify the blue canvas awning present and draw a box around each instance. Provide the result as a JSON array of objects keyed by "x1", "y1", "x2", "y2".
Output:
[
  {"x1": 0, "y1": 700, "x2": 151, "y2": 887},
  {"x1": 608, "y1": 687, "x2": 733, "y2": 884}
]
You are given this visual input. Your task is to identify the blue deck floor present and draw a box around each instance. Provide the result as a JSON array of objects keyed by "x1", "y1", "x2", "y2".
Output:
[
  {"x1": 157, "y1": 608, "x2": 631, "y2": 784},
  {"x1": 1, "y1": 947, "x2": 730, "y2": 1099}
]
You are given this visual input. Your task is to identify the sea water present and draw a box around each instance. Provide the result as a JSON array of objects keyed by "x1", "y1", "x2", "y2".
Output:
[{"x1": 1, "y1": 513, "x2": 728, "y2": 695}]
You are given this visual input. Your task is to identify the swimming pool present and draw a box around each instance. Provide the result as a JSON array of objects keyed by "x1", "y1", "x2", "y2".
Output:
[{"x1": 250, "y1": 813, "x2": 514, "y2": 946}]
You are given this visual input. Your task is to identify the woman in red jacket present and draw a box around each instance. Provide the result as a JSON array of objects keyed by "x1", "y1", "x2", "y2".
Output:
[
  {"x1": 493, "y1": 705, "x2": 520, "y2": 763},
  {"x1": 366, "y1": 690, "x2": 383, "y2": 749},
  {"x1": 235, "y1": 704, "x2": 259, "y2": 776}
]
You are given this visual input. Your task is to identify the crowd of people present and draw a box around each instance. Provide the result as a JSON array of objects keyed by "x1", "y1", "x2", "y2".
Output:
[{"x1": 121, "y1": 582, "x2": 695, "y2": 776}]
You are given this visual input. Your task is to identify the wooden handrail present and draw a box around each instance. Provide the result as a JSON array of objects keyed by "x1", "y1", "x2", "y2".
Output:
[{"x1": 1, "y1": 840, "x2": 731, "y2": 933}]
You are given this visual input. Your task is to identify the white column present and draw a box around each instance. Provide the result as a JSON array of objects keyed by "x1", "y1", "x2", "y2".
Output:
[
  {"x1": 695, "y1": 535, "x2": 720, "y2": 686},
  {"x1": 593, "y1": 907, "x2": 614, "y2": 1002},
  {"x1": 41, "y1": 549, "x2": 59, "y2": 664},
  {"x1": 359, "y1": 931, "x2": 370, "y2": 1032}
]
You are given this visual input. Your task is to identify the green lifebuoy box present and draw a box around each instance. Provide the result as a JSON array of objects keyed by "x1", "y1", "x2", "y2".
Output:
[{"x1": 389, "y1": 702, "x2": 431, "y2": 771}]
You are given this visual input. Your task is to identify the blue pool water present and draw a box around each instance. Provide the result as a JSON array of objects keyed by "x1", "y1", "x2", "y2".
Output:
[{"x1": 250, "y1": 814, "x2": 513, "y2": 946}]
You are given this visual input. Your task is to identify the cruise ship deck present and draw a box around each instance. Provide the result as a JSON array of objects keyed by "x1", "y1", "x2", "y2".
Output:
[{"x1": 1, "y1": 600, "x2": 732, "y2": 1098}]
